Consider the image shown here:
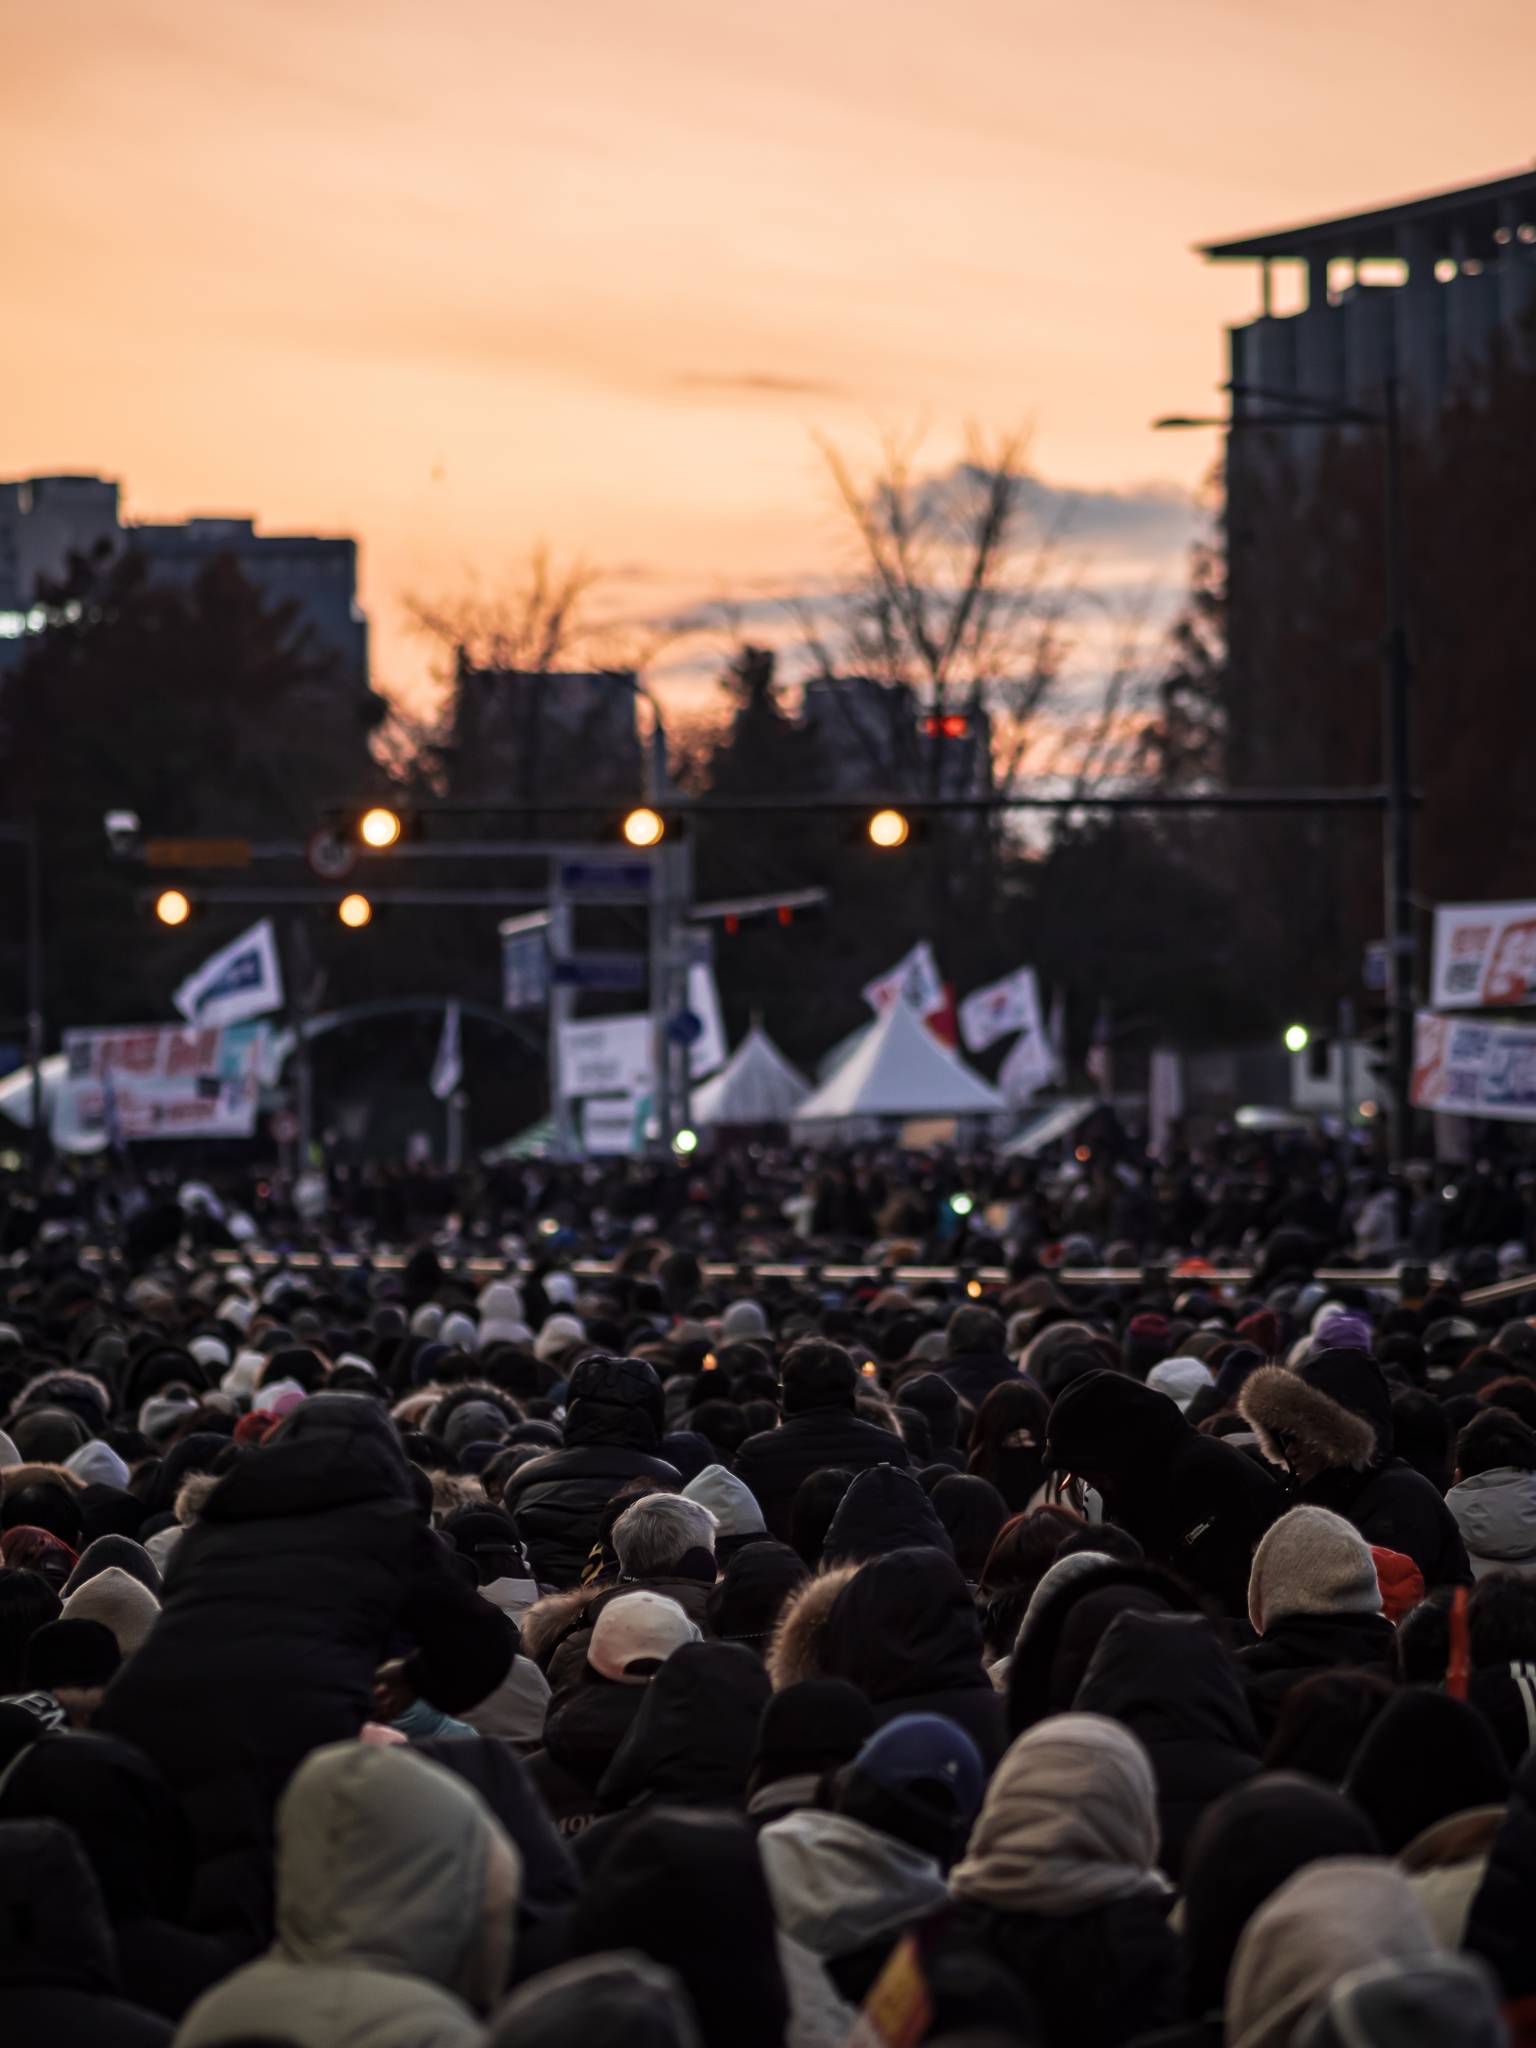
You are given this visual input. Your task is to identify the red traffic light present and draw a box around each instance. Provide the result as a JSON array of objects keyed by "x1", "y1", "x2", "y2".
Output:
[{"x1": 921, "y1": 713, "x2": 970, "y2": 740}]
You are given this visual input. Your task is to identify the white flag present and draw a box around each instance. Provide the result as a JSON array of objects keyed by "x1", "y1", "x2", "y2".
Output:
[
  {"x1": 430, "y1": 1000, "x2": 462, "y2": 1101},
  {"x1": 999, "y1": 1023, "x2": 1054, "y2": 1107},
  {"x1": 959, "y1": 967, "x2": 1044, "y2": 1054},
  {"x1": 863, "y1": 940, "x2": 946, "y2": 1021},
  {"x1": 687, "y1": 961, "x2": 728, "y2": 1080},
  {"x1": 173, "y1": 918, "x2": 285, "y2": 1028}
]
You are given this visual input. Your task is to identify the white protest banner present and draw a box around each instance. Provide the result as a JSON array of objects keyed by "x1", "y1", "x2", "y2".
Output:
[
  {"x1": 1411, "y1": 1010, "x2": 1536, "y2": 1124},
  {"x1": 174, "y1": 918, "x2": 285, "y2": 1027},
  {"x1": 863, "y1": 941, "x2": 946, "y2": 1022},
  {"x1": 582, "y1": 1092, "x2": 646, "y2": 1157},
  {"x1": 1432, "y1": 903, "x2": 1536, "y2": 1010},
  {"x1": 556, "y1": 1015, "x2": 654, "y2": 1100},
  {"x1": 687, "y1": 961, "x2": 728, "y2": 1079},
  {"x1": 54, "y1": 1022, "x2": 268, "y2": 1148},
  {"x1": 430, "y1": 1001, "x2": 462, "y2": 1101},
  {"x1": 959, "y1": 966, "x2": 1044, "y2": 1054}
]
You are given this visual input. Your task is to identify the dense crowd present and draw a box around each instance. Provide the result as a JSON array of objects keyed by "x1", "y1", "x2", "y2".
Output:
[{"x1": 2, "y1": 1177, "x2": 1536, "y2": 2046}]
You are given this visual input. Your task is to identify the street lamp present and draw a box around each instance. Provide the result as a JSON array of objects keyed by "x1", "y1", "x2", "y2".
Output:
[
  {"x1": 337, "y1": 893, "x2": 373, "y2": 929},
  {"x1": 358, "y1": 806, "x2": 403, "y2": 850},
  {"x1": 868, "y1": 807, "x2": 911, "y2": 849},
  {"x1": 1156, "y1": 378, "x2": 1416, "y2": 1169},
  {"x1": 622, "y1": 806, "x2": 666, "y2": 849},
  {"x1": 154, "y1": 888, "x2": 193, "y2": 927}
]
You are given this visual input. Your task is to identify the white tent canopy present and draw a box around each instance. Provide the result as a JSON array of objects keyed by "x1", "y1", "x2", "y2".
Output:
[
  {"x1": 693, "y1": 1026, "x2": 810, "y2": 1126},
  {"x1": 793, "y1": 1001, "x2": 1005, "y2": 1124}
]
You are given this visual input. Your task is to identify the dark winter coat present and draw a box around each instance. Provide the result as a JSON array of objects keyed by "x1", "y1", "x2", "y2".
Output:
[
  {"x1": 0, "y1": 1732, "x2": 233, "y2": 2022},
  {"x1": 541, "y1": 1569, "x2": 714, "y2": 1695},
  {"x1": 1342, "y1": 1687, "x2": 1509, "y2": 1857},
  {"x1": 819, "y1": 1546, "x2": 1007, "y2": 1768},
  {"x1": 1240, "y1": 1353, "x2": 1472, "y2": 1587},
  {"x1": 98, "y1": 1394, "x2": 515, "y2": 1939},
  {"x1": 1074, "y1": 1610, "x2": 1261, "y2": 1881},
  {"x1": 0, "y1": 1818, "x2": 172, "y2": 2047},
  {"x1": 526, "y1": 1680, "x2": 647, "y2": 1839},
  {"x1": 1046, "y1": 1370, "x2": 1285, "y2": 1616},
  {"x1": 937, "y1": 1892, "x2": 1182, "y2": 2048},
  {"x1": 1010, "y1": 1562, "x2": 1202, "y2": 1737},
  {"x1": 937, "y1": 1351, "x2": 1019, "y2": 1409},
  {"x1": 1234, "y1": 1608, "x2": 1398, "y2": 1739},
  {"x1": 502, "y1": 1356, "x2": 680, "y2": 1588},
  {"x1": 734, "y1": 1402, "x2": 911, "y2": 1541},
  {"x1": 1466, "y1": 1743, "x2": 1536, "y2": 1999}
]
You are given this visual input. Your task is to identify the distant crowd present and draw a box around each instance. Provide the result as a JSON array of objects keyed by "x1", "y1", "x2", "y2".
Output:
[{"x1": 1, "y1": 1159, "x2": 1536, "y2": 2045}]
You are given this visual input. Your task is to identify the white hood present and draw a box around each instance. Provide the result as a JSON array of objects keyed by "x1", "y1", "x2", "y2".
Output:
[
  {"x1": 760, "y1": 1808, "x2": 948, "y2": 1957},
  {"x1": 1447, "y1": 1467, "x2": 1536, "y2": 1571},
  {"x1": 682, "y1": 1463, "x2": 767, "y2": 1539}
]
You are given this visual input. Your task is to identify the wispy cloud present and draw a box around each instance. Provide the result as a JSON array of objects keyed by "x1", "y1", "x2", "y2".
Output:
[{"x1": 675, "y1": 369, "x2": 850, "y2": 398}]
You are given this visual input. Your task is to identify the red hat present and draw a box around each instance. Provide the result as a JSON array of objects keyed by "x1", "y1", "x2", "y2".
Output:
[{"x1": 1371, "y1": 1545, "x2": 1425, "y2": 1625}]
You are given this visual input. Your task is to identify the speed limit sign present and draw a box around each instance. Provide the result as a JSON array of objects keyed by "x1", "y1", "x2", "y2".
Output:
[{"x1": 307, "y1": 828, "x2": 357, "y2": 881}]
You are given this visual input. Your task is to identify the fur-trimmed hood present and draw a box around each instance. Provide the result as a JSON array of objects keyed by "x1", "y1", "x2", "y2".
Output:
[
  {"x1": 174, "y1": 1471, "x2": 221, "y2": 1526},
  {"x1": 1239, "y1": 1366, "x2": 1377, "y2": 1481},
  {"x1": 1, "y1": 1460, "x2": 86, "y2": 1500},
  {"x1": 767, "y1": 1565, "x2": 859, "y2": 1690},
  {"x1": 6, "y1": 1368, "x2": 112, "y2": 1434},
  {"x1": 520, "y1": 1584, "x2": 591, "y2": 1669}
]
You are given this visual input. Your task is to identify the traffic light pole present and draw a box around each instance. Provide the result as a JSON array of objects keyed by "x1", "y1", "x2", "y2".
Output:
[{"x1": 1381, "y1": 374, "x2": 1417, "y2": 1173}]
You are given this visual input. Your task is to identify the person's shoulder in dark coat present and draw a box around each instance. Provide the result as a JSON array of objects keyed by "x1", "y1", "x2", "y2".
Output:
[
  {"x1": 734, "y1": 1337, "x2": 911, "y2": 1538},
  {"x1": 941, "y1": 1891, "x2": 1181, "y2": 2048}
]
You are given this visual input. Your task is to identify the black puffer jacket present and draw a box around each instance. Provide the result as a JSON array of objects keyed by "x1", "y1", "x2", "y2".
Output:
[
  {"x1": 820, "y1": 1545, "x2": 1007, "y2": 1768},
  {"x1": 936, "y1": 1892, "x2": 1180, "y2": 2048},
  {"x1": 1074, "y1": 1610, "x2": 1261, "y2": 1881},
  {"x1": 1046, "y1": 1370, "x2": 1284, "y2": 1617},
  {"x1": 734, "y1": 1405, "x2": 910, "y2": 1541},
  {"x1": 1234, "y1": 1608, "x2": 1398, "y2": 1740},
  {"x1": 1240, "y1": 1351, "x2": 1472, "y2": 1587},
  {"x1": 98, "y1": 1394, "x2": 515, "y2": 1938},
  {"x1": 0, "y1": 1818, "x2": 172, "y2": 2046},
  {"x1": 503, "y1": 1356, "x2": 680, "y2": 1588},
  {"x1": 526, "y1": 1680, "x2": 647, "y2": 1839},
  {"x1": 1466, "y1": 1743, "x2": 1536, "y2": 1999}
]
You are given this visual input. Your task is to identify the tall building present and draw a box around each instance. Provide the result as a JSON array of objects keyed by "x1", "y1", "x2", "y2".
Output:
[{"x1": 0, "y1": 475, "x2": 370, "y2": 692}]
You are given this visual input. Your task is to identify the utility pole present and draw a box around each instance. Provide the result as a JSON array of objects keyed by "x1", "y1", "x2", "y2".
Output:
[{"x1": 1380, "y1": 373, "x2": 1417, "y2": 1171}]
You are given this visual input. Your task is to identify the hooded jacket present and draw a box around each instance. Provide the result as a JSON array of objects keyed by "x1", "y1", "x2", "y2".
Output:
[
  {"x1": 1342, "y1": 1688, "x2": 1509, "y2": 1858},
  {"x1": 1446, "y1": 1466, "x2": 1536, "y2": 1578},
  {"x1": 733, "y1": 1395, "x2": 911, "y2": 1542},
  {"x1": 1240, "y1": 1353, "x2": 1472, "y2": 1587},
  {"x1": 526, "y1": 1678, "x2": 648, "y2": 1837},
  {"x1": 1073, "y1": 1611, "x2": 1261, "y2": 1881},
  {"x1": 502, "y1": 1357, "x2": 680, "y2": 1588},
  {"x1": 175, "y1": 1743, "x2": 520, "y2": 2048},
  {"x1": 98, "y1": 1395, "x2": 516, "y2": 1939},
  {"x1": 487, "y1": 1952, "x2": 702, "y2": 2048},
  {"x1": 1224, "y1": 1859, "x2": 1439, "y2": 2048},
  {"x1": 0, "y1": 1732, "x2": 232, "y2": 2022},
  {"x1": 682, "y1": 1463, "x2": 767, "y2": 1558},
  {"x1": 937, "y1": 1349, "x2": 1018, "y2": 1409},
  {"x1": 820, "y1": 1463, "x2": 955, "y2": 1566},
  {"x1": 759, "y1": 1806, "x2": 948, "y2": 1985},
  {"x1": 1046, "y1": 1370, "x2": 1284, "y2": 1616},
  {"x1": 1305, "y1": 1955, "x2": 1506, "y2": 2048},
  {"x1": 1009, "y1": 1560, "x2": 1199, "y2": 1737},
  {"x1": 1466, "y1": 1742, "x2": 1536, "y2": 2001},
  {"x1": 820, "y1": 1547, "x2": 1007, "y2": 1768},
  {"x1": 942, "y1": 1714, "x2": 1179, "y2": 2048},
  {"x1": 589, "y1": 1641, "x2": 771, "y2": 1838},
  {"x1": 706, "y1": 1539, "x2": 808, "y2": 1655},
  {"x1": 61, "y1": 1563, "x2": 159, "y2": 1658},
  {"x1": 0, "y1": 1817, "x2": 172, "y2": 2046}
]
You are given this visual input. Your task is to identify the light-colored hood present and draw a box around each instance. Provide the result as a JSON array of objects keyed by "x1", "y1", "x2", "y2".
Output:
[
  {"x1": 1446, "y1": 1467, "x2": 1536, "y2": 1569},
  {"x1": 480, "y1": 1576, "x2": 540, "y2": 1617},
  {"x1": 276, "y1": 1742, "x2": 519, "y2": 2003},
  {"x1": 61, "y1": 1564, "x2": 160, "y2": 1658},
  {"x1": 682, "y1": 1463, "x2": 767, "y2": 1539},
  {"x1": 759, "y1": 1808, "x2": 948, "y2": 1957}
]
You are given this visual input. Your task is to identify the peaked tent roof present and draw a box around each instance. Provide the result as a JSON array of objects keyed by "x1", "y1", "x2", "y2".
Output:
[
  {"x1": 693, "y1": 1025, "x2": 810, "y2": 1126},
  {"x1": 793, "y1": 1001, "x2": 1006, "y2": 1122}
]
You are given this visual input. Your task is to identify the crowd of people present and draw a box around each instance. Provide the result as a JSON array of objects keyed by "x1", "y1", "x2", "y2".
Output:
[{"x1": 2, "y1": 1172, "x2": 1536, "y2": 2046}]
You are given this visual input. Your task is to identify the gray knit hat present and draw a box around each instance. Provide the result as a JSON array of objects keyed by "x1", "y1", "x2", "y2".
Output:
[{"x1": 1247, "y1": 1505, "x2": 1382, "y2": 1635}]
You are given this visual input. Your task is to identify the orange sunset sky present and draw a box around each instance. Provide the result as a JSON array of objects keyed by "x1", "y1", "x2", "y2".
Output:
[{"x1": 5, "y1": 0, "x2": 1533, "y2": 711}]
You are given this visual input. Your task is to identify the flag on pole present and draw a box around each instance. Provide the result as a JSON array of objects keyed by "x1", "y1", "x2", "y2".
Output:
[
  {"x1": 430, "y1": 1000, "x2": 462, "y2": 1101},
  {"x1": 959, "y1": 967, "x2": 1045, "y2": 1054},
  {"x1": 173, "y1": 918, "x2": 285, "y2": 1028},
  {"x1": 1085, "y1": 1000, "x2": 1114, "y2": 1097},
  {"x1": 998, "y1": 1022, "x2": 1054, "y2": 1107},
  {"x1": 863, "y1": 941, "x2": 946, "y2": 1022}
]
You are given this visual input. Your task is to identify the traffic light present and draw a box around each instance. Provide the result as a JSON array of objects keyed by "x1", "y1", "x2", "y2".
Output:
[
  {"x1": 357, "y1": 805, "x2": 403, "y2": 850},
  {"x1": 867, "y1": 807, "x2": 911, "y2": 849},
  {"x1": 153, "y1": 888, "x2": 192, "y2": 927},
  {"x1": 621, "y1": 806, "x2": 667, "y2": 849},
  {"x1": 1283, "y1": 1023, "x2": 1311, "y2": 1054},
  {"x1": 337, "y1": 893, "x2": 373, "y2": 929},
  {"x1": 920, "y1": 713, "x2": 970, "y2": 740}
]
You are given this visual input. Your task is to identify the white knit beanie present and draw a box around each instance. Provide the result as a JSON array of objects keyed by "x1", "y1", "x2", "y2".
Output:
[{"x1": 1248, "y1": 1505, "x2": 1382, "y2": 1635}]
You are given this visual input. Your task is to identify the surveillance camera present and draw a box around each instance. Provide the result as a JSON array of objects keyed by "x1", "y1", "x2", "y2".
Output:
[{"x1": 103, "y1": 809, "x2": 141, "y2": 855}]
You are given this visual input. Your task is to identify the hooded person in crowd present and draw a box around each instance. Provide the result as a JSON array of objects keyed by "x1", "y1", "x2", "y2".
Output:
[
  {"x1": 1304, "y1": 1955, "x2": 1506, "y2": 2048},
  {"x1": 1163, "y1": 1773, "x2": 1380, "y2": 2048},
  {"x1": 525, "y1": 1592, "x2": 699, "y2": 1838},
  {"x1": 819, "y1": 1546, "x2": 1008, "y2": 1767},
  {"x1": 97, "y1": 1394, "x2": 516, "y2": 1938},
  {"x1": 932, "y1": 1474, "x2": 1011, "y2": 1587},
  {"x1": 1342, "y1": 1687, "x2": 1510, "y2": 1944},
  {"x1": 898, "y1": 1373, "x2": 968, "y2": 1474},
  {"x1": 733, "y1": 1340, "x2": 911, "y2": 1539},
  {"x1": 759, "y1": 1713, "x2": 985, "y2": 2003},
  {"x1": 1073, "y1": 1610, "x2": 1262, "y2": 1881},
  {"x1": 1445, "y1": 1407, "x2": 1536, "y2": 1577},
  {"x1": 706, "y1": 1539, "x2": 808, "y2": 1659},
  {"x1": 682, "y1": 1462, "x2": 769, "y2": 1561},
  {"x1": 501, "y1": 1356, "x2": 681, "y2": 1589},
  {"x1": 821, "y1": 1462, "x2": 955, "y2": 1567},
  {"x1": 1223, "y1": 1859, "x2": 1440, "y2": 2048},
  {"x1": 1009, "y1": 1558, "x2": 1199, "y2": 1735},
  {"x1": 0, "y1": 1818, "x2": 173, "y2": 2047},
  {"x1": 944, "y1": 1715, "x2": 1181, "y2": 2048},
  {"x1": 1465, "y1": 1740, "x2": 1536, "y2": 2011},
  {"x1": 174, "y1": 1743, "x2": 521, "y2": 2048},
  {"x1": 1045, "y1": 1370, "x2": 1284, "y2": 1616},
  {"x1": 966, "y1": 1378, "x2": 1053, "y2": 1512},
  {"x1": 487, "y1": 1951, "x2": 702, "y2": 2048},
  {"x1": 1240, "y1": 1349, "x2": 1472, "y2": 1587},
  {"x1": 541, "y1": 1493, "x2": 719, "y2": 1694},
  {"x1": 1237, "y1": 1506, "x2": 1397, "y2": 1739},
  {"x1": 938, "y1": 1307, "x2": 1018, "y2": 1408}
]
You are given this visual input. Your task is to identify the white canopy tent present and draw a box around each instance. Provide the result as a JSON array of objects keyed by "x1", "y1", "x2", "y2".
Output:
[
  {"x1": 693, "y1": 1025, "x2": 810, "y2": 1127},
  {"x1": 793, "y1": 1001, "x2": 1005, "y2": 1128}
]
